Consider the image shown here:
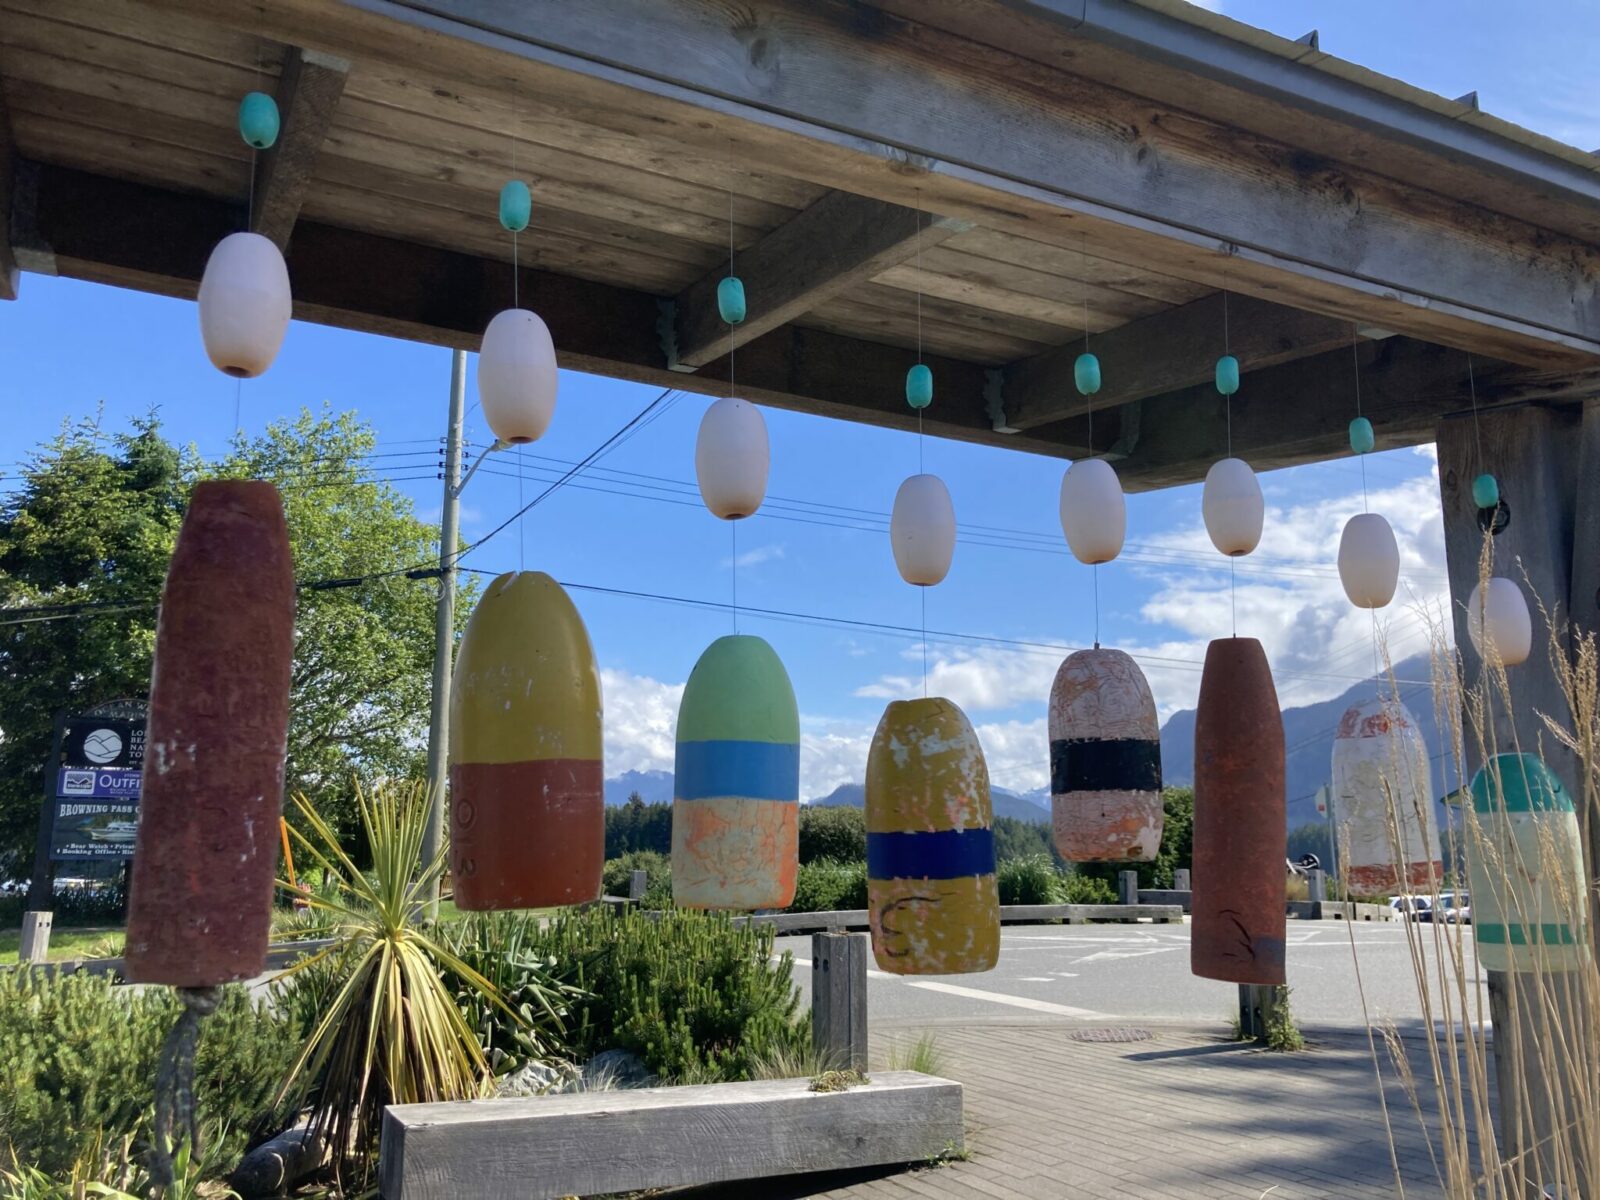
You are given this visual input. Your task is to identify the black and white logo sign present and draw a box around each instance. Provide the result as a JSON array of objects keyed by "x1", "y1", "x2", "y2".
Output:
[{"x1": 81, "y1": 728, "x2": 124, "y2": 764}]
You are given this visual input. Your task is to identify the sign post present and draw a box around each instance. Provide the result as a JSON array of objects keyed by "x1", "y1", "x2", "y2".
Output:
[{"x1": 20, "y1": 701, "x2": 147, "y2": 962}]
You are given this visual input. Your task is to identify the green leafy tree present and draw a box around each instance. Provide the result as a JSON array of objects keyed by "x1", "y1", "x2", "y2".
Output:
[
  {"x1": 604, "y1": 793, "x2": 673, "y2": 857},
  {"x1": 0, "y1": 412, "x2": 194, "y2": 874},
  {"x1": 992, "y1": 815, "x2": 1055, "y2": 862},
  {"x1": 797, "y1": 804, "x2": 865, "y2": 864},
  {"x1": 0, "y1": 408, "x2": 465, "y2": 869},
  {"x1": 208, "y1": 408, "x2": 473, "y2": 839}
]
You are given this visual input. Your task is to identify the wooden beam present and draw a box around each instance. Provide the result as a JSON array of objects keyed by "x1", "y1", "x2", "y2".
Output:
[
  {"x1": 1111, "y1": 338, "x2": 1600, "y2": 491},
  {"x1": 1000, "y1": 293, "x2": 1355, "y2": 431},
  {"x1": 671, "y1": 190, "x2": 969, "y2": 369},
  {"x1": 0, "y1": 82, "x2": 19, "y2": 299},
  {"x1": 251, "y1": 46, "x2": 350, "y2": 250},
  {"x1": 22, "y1": 160, "x2": 1082, "y2": 457},
  {"x1": 148, "y1": 0, "x2": 1600, "y2": 366}
]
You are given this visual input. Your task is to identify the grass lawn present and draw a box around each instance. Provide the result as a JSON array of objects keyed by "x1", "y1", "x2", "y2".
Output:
[{"x1": 0, "y1": 926, "x2": 123, "y2": 965}]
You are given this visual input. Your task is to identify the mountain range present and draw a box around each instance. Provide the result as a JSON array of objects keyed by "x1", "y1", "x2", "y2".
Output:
[{"x1": 604, "y1": 654, "x2": 1459, "y2": 832}]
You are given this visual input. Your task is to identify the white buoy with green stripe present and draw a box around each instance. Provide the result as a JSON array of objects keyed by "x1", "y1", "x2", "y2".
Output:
[{"x1": 1466, "y1": 753, "x2": 1587, "y2": 972}]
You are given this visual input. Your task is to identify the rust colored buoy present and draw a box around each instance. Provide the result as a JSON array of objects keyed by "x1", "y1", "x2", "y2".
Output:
[
  {"x1": 1049, "y1": 647, "x2": 1163, "y2": 861},
  {"x1": 449, "y1": 571, "x2": 603, "y2": 909},
  {"x1": 1191, "y1": 637, "x2": 1286, "y2": 986},
  {"x1": 124, "y1": 481, "x2": 295, "y2": 986}
]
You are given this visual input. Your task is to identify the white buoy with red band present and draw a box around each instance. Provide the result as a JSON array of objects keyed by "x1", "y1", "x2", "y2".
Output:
[{"x1": 1330, "y1": 698, "x2": 1441, "y2": 894}]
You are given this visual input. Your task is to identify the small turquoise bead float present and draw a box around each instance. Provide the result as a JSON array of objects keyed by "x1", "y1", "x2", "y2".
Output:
[
  {"x1": 906, "y1": 362, "x2": 933, "y2": 410},
  {"x1": 1349, "y1": 416, "x2": 1375, "y2": 455},
  {"x1": 499, "y1": 181, "x2": 532, "y2": 233},
  {"x1": 717, "y1": 276, "x2": 747, "y2": 325},
  {"x1": 1074, "y1": 352, "x2": 1101, "y2": 396},
  {"x1": 1472, "y1": 472, "x2": 1500, "y2": 510},
  {"x1": 1215, "y1": 354, "x2": 1239, "y2": 397},
  {"x1": 237, "y1": 92, "x2": 280, "y2": 150}
]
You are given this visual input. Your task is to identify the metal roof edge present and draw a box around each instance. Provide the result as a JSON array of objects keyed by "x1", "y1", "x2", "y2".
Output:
[{"x1": 1003, "y1": 0, "x2": 1600, "y2": 205}]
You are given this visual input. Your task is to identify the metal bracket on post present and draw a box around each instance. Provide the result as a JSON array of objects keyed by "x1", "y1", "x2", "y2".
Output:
[
  {"x1": 984, "y1": 369, "x2": 1018, "y2": 433},
  {"x1": 656, "y1": 298, "x2": 696, "y2": 374},
  {"x1": 451, "y1": 439, "x2": 509, "y2": 499}
]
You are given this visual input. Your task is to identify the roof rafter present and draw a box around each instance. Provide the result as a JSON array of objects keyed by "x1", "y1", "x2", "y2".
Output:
[
  {"x1": 251, "y1": 46, "x2": 350, "y2": 250},
  {"x1": 671, "y1": 190, "x2": 969, "y2": 371},
  {"x1": 1000, "y1": 293, "x2": 1357, "y2": 432},
  {"x1": 0, "y1": 82, "x2": 19, "y2": 300}
]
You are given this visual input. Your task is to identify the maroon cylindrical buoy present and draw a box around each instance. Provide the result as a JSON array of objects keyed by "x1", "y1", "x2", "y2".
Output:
[
  {"x1": 1191, "y1": 637, "x2": 1286, "y2": 986},
  {"x1": 124, "y1": 481, "x2": 295, "y2": 986}
]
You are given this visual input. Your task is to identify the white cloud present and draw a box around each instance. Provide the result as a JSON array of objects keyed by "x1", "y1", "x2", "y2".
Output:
[
  {"x1": 599, "y1": 668, "x2": 682, "y2": 777},
  {"x1": 720, "y1": 542, "x2": 785, "y2": 569}
]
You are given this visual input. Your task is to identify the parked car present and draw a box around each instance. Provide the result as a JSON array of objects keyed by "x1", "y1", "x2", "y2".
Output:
[
  {"x1": 1435, "y1": 891, "x2": 1472, "y2": 924},
  {"x1": 1388, "y1": 894, "x2": 1433, "y2": 921}
]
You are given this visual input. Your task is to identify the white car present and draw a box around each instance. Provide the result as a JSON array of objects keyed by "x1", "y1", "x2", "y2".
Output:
[
  {"x1": 1388, "y1": 894, "x2": 1433, "y2": 921},
  {"x1": 1435, "y1": 891, "x2": 1472, "y2": 925}
]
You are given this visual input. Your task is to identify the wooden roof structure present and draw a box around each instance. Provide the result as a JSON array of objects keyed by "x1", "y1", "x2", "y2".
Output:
[{"x1": 2, "y1": 0, "x2": 1597, "y2": 488}]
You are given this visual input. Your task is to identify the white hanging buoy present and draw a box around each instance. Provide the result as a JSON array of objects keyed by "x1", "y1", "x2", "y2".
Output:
[
  {"x1": 695, "y1": 397, "x2": 770, "y2": 520},
  {"x1": 197, "y1": 232, "x2": 291, "y2": 379},
  {"x1": 478, "y1": 308, "x2": 558, "y2": 444},
  {"x1": 1058, "y1": 458, "x2": 1125, "y2": 566},
  {"x1": 890, "y1": 473, "x2": 955, "y2": 586},
  {"x1": 1337, "y1": 513, "x2": 1400, "y2": 609},
  {"x1": 1201, "y1": 457, "x2": 1264, "y2": 557},
  {"x1": 1467, "y1": 577, "x2": 1533, "y2": 667}
]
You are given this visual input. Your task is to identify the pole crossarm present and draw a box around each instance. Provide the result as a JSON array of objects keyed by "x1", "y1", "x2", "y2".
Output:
[
  {"x1": 251, "y1": 46, "x2": 351, "y2": 250},
  {"x1": 671, "y1": 190, "x2": 971, "y2": 371}
]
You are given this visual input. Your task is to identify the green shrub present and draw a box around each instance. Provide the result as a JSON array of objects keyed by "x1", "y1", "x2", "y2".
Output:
[
  {"x1": 0, "y1": 970, "x2": 295, "y2": 1178},
  {"x1": 787, "y1": 858, "x2": 867, "y2": 912},
  {"x1": 797, "y1": 806, "x2": 865, "y2": 864},
  {"x1": 996, "y1": 854, "x2": 1066, "y2": 905},
  {"x1": 0, "y1": 888, "x2": 126, "y2": 930},
  {"x1": 1060, "y1": 871, "x2": 1117, "y2": 905},
  {"x1": 602, "y1": 850, "x2": 673, "y2": 907},
  {"x1": 474, "y1": 908, "x2": 807, "y2": 1083}
]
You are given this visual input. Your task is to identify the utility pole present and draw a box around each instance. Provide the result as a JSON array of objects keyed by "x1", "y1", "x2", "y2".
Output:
[{"x1": 421, "y1": 349, "x2": 466, "y2": 920}]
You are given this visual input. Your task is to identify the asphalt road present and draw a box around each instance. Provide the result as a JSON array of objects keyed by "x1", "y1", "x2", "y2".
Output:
[{"x1": 780, "y1": 920, "x2": 1482, "y2": 1030}]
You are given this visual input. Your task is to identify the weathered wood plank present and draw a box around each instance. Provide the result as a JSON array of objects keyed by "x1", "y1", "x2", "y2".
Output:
[
  {"x1": 1113, "y1": 339, "x2": 1600, "y2": 491},
  {"x1": 144, "y1": 0, "x2": 1600, "y2": 365},
  {"x1": 20, "y1": 161, "x2": 1084, "y2": 458},
  {"x1": 379, "y1": 1072, "x2": 964, "y2": 1200},
  {"x1": 0, "y1": 73, "x2": 18, "y2": 298},
  {"x1": 1002, "y1": 292, "x2": 1358, "y2": 431},
  {"x1": 251, "y1": 46, "x2": 349, "y2": 249},
  {"x1": 673, "y1": 190, "x2": 969, "y2": 369},
  {"x1": 1571, "y1": 400, "x2": 1600, "y2": 651}
]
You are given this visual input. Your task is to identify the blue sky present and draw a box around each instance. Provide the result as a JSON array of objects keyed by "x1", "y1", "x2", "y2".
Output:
[{"x1": 2, "y1": 0, "x2": 1595, "y2": 799}]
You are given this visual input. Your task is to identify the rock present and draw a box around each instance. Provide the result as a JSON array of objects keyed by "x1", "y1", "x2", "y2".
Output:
[
  {"x1": 577, "y1": 1049, "x2": 655, "y2": 1091},
  {"x1": 230, "y1": 1126, "x2": 326, "y2": 1197},
  {"x1": 495, "y1": 1059, "x2": 575, "y2": 1097}
]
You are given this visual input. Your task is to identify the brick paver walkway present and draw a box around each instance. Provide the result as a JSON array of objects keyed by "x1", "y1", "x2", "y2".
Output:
[{"x1": 676, "y1": 1019, "x2": 1482, "y2": 1199}]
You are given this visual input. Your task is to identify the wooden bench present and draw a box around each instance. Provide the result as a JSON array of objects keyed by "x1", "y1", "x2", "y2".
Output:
[{"x1": 379, "y1": 1071, "x2": 963, "y2": 1200}]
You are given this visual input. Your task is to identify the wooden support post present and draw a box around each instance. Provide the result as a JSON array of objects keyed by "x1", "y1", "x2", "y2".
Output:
[
  {"x1": 811, "y1": 931, "x2": 868, "y2": 1071},
  {"x1": 1173, "y1": 868, "x2": 1191, "y2": 891},
  {"x1": 252, "y1": 47, "x2": 351, "y2": 250},
  {"x1": 1438, "y1": 402, "x2": 1597, "y2": 1193},
  {"x1": 0, "y1": 82, "x2": 18, "y2": 299},
  {"x1": 628, "y1": 869, "x2": 647, "y2": 902},
  {"x1": 19, "y1": 911, "x2": 51, "y2": 964},
  {"x1": 1308, "y1": 869, "x2": 1326, "y2": 904}
]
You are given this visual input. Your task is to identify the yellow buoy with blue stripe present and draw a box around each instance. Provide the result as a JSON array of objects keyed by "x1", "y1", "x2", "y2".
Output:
[
  {"x1": 1466, "y1": 753, "x2": 1587, "y2": 972},
  {"x1": 672, "y1": 635, "x2": 800, "y2": 910},
  {"x1": 865, "y1": 697, "x2": 999, "y2": 975},
  {"x1": 449, "y1": 571, "x2": 604, "y2": 910}
]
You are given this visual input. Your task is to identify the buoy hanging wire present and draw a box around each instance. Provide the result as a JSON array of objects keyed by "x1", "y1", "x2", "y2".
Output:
[
  {"x1": 1082, "y1": 232, "x2": 1101, "y2": 649},
  {"x1": 1224, "y1": 286, "x2": 1236, "y2": 638},
  {"x1": 728, "y1": 146, "x2": 739, "y2": 634}
]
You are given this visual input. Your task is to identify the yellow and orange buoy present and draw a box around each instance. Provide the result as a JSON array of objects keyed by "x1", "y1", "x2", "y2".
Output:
[
  {"x1": 1191, "y1": 637, "x2": 1286, "y2": 986},
  {"x1": 672, "y1": 635, "x2": 800, "y2": 910},
  {"x1": 125, "y1": 481, "x2": 295, "y2": 986},
  {"x1": 1049, "y1": 647, "x2": 1164, "y2": 861},
  {"x1": 449, "y1": 571, "x2": 603, "y2": 909},
  {"x1": 865, "y1": 697, "x2": 999, "y2": 975}
]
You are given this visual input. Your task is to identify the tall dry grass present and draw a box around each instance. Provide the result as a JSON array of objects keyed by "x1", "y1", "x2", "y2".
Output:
[{"x1": 1347, "y1": 548, "x2": 1599, "y2": 1198}]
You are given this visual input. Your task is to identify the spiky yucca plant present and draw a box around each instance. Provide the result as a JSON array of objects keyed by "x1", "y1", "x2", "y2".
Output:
[{"x1": 272, "y1": 783, "x2": 514, "y2": 1183}]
